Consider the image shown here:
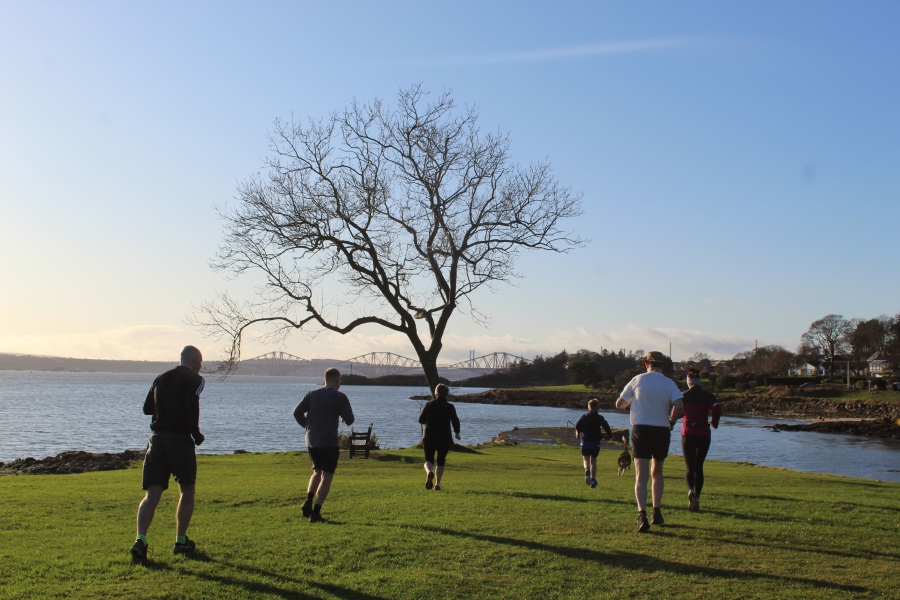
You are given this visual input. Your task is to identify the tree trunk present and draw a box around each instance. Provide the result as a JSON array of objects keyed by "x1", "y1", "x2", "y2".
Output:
[{"x1": 419, "y1": 353, "x2": 441, "y2": 393}]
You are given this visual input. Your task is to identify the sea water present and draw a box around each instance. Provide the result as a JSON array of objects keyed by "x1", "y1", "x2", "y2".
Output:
[{"x1": 1, "y1": 371, "x2": 899, "y2": 482}]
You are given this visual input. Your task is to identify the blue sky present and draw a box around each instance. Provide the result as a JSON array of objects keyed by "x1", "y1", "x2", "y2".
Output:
[{"x1": 1, "y1": 1, "x2": 898, "y2": 362}]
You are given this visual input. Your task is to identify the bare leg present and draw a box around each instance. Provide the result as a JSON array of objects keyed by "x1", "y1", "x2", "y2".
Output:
[
  {"x1": 314, "y1": 471, "x2": 334, "y2": 505},
  {"x1": 651, "y1": 458, "x2": 665, "y2": 508},
  {"x1": 634, "y1": 458, "x2": 650, "y2": 512},
  {"x1": 175, "y1": 484, "x2": 195, "y2": 537},
  {"x1": 435, "y1": 465, "x2": 445, "y2": 486},
  {"x1": 589, "y1": 456, "x2": 597, "y2": 480},
  {"x1": 137, "y1": 486, "x2": 164, "y2": 536},
  {"x1": 307, "y1": 470, "x2": 322, "y2": 497},
  {"x1": 582, "y1": 456, "x2": 590, "y2": 471},
  {"x1": 424, "y1": 461, "x2": 434, "y2": 475}
]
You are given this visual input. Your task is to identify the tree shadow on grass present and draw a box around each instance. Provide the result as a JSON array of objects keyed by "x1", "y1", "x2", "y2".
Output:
[
  {"x1": 407, "y1": 525, "x2": 868, "y2": 594},
  {"x1": 728, "y1": 492, "x2": 900, "y2": 513},
  {"x1": 176, "y1": 559, "x2": 390, "y2": 600},
  {"x1": 470, "y1": 491, "x2": 634, "y2": 506},
  {"x1": 373, "y1": 454, "x2": 420, "y2": 464}
]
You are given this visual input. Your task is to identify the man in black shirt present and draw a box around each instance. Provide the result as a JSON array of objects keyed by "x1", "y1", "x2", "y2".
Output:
[{"x1": 130, "y1": 346, "x2": 206, "y2": 563}]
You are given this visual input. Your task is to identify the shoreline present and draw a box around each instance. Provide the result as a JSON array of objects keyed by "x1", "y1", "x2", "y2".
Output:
[{"x1": 450, "y1": 389, "x2": 900, "y2": 421}]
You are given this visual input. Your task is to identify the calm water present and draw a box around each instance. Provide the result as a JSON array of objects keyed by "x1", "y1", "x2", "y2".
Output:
[{"x1": 1, "y1": 371, "x2": 899, "y2": 482}]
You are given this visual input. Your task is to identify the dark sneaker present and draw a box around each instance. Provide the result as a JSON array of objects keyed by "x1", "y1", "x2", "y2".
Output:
[
  {"x1": 173, "y1": 536, "x2": 196, "y2": 555},
  {"x1": 688, "y1": 490, "x2": 695, "y2": 511},
  {"x1": 636, "y1": 512, "x2": 650, "y2": 533},
  {"x1": 651, "y1": 508, "x2": 665, "y2": 525},
  {"x1": 425, "y1": 471, "x2": 434, "y2": 490},
  {"x1": 301, "y1": 501, "x2": 313, "y2": 518},
  {"x1": 130, "y1": 539, "x2": 148, "y2": 563},
  {"x1": 434, "y1": 484, "x2": 442, "y2": 491},
  {"x1": 584, "y1": 469, "x2": 591, "y2": 485},
  {"x1": 590, "y1": 479, "x2": 598, "y2": 489},
  {"x1": 309, "y1": 511, "x2": 326, "y2": 523},
  {"x1": 691, "y1": 494, "x2": 700, "y2": 513}
]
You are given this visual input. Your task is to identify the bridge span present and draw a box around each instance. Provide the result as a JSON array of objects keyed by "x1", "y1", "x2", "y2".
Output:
[{"x1": 237, "y1": 351, "x2": 526, "y2": 377}]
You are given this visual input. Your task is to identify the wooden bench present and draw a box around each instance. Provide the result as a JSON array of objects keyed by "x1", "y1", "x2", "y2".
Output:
[{"x1": 348, "y1": 423, "x2": 373, "y2": 459}]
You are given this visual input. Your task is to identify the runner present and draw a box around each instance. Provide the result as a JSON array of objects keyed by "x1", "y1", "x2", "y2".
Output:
[
  {"x1": 574, "y1": 398, "x2": 613, "y2": 488},
  {"x1": 293, "y1": 368, "x2": 355, "y2": 523},
  {"x1": 615, "y1": 351, "x2": 684, "y2": 533},
  {"x1": 418, "y1": 384, "x2": 461, "y2": 491},
  {"x1": 130, "y1": 345, "x2": 206, "y2": 563},
  {"x1": 672, "y1": 368, "x2": 722, "y2": 512}
]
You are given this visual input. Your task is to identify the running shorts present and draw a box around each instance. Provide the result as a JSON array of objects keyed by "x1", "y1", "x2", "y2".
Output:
[
  {"x1": 580, "y1": 440, "x2": 602, "y2": 458},
  {"x1": 142, "y1": 432, "x2": 197, "y2": 490},
  {"x1": 631, "y1": 425, "x2": 670, "y2": 461},
  {"x1": 423, "y1": 437, "x2": 451, "y2": 467},
  {"x1": 308, "y1": 447, "x2": 340, "y2": 474}
]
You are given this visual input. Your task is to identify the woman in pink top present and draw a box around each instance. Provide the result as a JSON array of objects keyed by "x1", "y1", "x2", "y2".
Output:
[{"x1": 670, "y1": 368, "x2": 721, "y2": 512}]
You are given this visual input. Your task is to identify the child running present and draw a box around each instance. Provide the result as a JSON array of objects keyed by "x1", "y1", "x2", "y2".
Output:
[
  {"x1": 574, "y1": 398, "x2": 613, "y2": 488},
  {"x1": 417, "y1": 384, "x2": 461, "y2": 491}
]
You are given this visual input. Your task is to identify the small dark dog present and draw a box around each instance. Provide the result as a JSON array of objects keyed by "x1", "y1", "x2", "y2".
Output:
[{"x1": 617, "y1": 434, "x2": 632, "y2": 476}]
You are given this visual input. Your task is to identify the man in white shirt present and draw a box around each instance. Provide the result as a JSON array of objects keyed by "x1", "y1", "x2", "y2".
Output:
[{"x1": 616, "y1": 351, "x2": 684, "y2": 533}]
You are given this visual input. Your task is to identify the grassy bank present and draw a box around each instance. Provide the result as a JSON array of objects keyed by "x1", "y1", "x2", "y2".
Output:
[{"x1": 1, "y1": 446, "x2": 897, "y2": 599}]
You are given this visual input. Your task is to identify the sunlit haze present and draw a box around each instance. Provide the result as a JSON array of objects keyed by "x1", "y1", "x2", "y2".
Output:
[{"x1": 1, "y1": 1, "x2": 898, "y2": 362}]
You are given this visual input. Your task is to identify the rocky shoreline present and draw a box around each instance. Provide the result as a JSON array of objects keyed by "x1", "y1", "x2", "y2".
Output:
[
  {"x1": 0, "y1": 450, "x2": 145, "y2": 476},
  {"x1": 772, "y1": 418, "x2": 900, "y2": 439},
  {"x1": 451, "y1": 389, "x2": 900, "y2": 421}
]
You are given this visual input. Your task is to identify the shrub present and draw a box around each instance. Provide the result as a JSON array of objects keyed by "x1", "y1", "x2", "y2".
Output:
[
  {"x1": 338, "y1": 431, "x2": 380, "y2": 450},
  {"x1": 735, "y1": 382, "x2": 751, "y2": 393},
  {"x1": 717, "y1": 375, "x2": 737, "y2": 390},
  {"x1": 615, "y1": 369, "x2": 642, "y2": 389},
  {"x1": 748, "y1": 380, "x2": 758, "y2": 389}
]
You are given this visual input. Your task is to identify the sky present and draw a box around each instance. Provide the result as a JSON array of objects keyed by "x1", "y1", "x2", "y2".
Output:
[{"x1": 1, "y1": 1, "x2": 898, "y2": 363}]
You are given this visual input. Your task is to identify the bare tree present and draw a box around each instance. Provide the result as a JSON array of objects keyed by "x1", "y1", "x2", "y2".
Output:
[
  {"x1": 193, "y1": 86, "x2": 584, "y2": 389},
  {"x1": 800, "y1": 314, "x2": 852, "y2": 377}
]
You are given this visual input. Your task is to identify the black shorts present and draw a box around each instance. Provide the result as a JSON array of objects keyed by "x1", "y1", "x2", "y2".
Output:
[
  {"x1": 423, "y1": 437, "x2": 451, "y2": 467},
  {"x1": 142, "y1": 432, "x2": 197, "y2": 490},
  {"x1": 631, "y1": 425, "x2": 670, "y2": 461},
  {"x1": 581, "y1": 440, "x2": 602, "y2": 458},
  {"x1": 308, "y1": 447, "x2": 340, "y2": 474}
]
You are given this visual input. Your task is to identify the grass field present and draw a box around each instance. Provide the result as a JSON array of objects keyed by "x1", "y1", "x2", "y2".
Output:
[{"x1": 1, "y1": 445, "x2": 898, "y2": 599}]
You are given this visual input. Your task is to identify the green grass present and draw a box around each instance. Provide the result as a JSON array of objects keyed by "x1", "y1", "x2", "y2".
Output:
[{"x1": 1, "y1": 446, "x2": 898, "y2": 599}]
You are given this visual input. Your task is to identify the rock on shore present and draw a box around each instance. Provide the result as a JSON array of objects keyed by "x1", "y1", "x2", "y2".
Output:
[
  {"x1": 0, "y1": 450, "x2": 145, "y2": 476},
  {"x1": 452, "y1": 389, "x2": 900, "y2": 421},
  {"x1": 772, "y1": 418, "x2": 900, "y2": 439},
  {"x1": 453, "y1": 389, "x2": 617, "y2": 410},
  {"x1": 721, "y1": 396, "x2": 900, "y2": 420}
]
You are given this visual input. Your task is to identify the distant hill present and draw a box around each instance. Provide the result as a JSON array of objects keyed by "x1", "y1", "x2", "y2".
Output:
[{"x1": 0, "y1": 354, "x2": 177, "y2": 374}]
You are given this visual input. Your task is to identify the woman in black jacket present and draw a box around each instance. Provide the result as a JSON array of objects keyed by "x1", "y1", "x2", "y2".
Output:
[{"x1": 418, "y1": 384, "x2": 461, "y2": 490}]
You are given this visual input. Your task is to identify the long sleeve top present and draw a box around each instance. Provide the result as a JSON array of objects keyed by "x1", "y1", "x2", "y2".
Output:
[
  {"x1": 418, "y1": 397, "x2": 460, "y2": 440},
  {"x1": 143, "y1": 366, "x2": 204, "y2": 436},
  {"x1": 678, "y1": 386, "x2": 721, "y2": 436},
  {"x1": 293, "y1": 386, "x2": 355, "y2": 448},
  {"x1": 574, "y1": 410, "x2": 613, "y2": 443}
]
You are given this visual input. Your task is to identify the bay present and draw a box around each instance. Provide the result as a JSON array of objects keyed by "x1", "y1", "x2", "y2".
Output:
[{"x1": 1, "y1": 371, "x2": 899, "y2": 482}]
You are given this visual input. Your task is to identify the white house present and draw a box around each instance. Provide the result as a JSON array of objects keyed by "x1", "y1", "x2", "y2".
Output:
[{"x1": 789, "y1": 362, "x2": 823, "y2": 376}]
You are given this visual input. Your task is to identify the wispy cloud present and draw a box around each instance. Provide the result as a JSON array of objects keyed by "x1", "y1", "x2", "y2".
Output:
[{"x1": 404, "y1": 37, "x2": 708, "y2": 67}]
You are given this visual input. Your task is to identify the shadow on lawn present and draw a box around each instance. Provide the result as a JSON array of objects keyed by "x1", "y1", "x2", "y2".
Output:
[
  {"x1": 141, "y1": 554, "x2": 389, "y2": 600},
  {"x1": 409, "y1": 525, "x2": 868, "y2": 594},
  {"x1": 728, "y1": 492, "x2": 900, "y2": 513}
]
